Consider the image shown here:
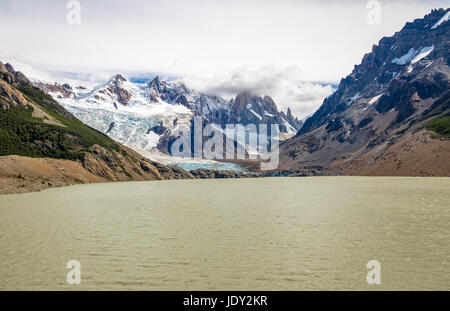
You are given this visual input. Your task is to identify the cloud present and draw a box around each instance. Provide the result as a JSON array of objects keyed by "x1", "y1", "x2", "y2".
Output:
[
  {"x1": 0, "y1": 0, "x2": 447, "y2": 118},
  {"x1": 182, "y1": 65, "x2": 335, "y2": 119},
  {"x1": 1, "y1": 0, "x2": 447, "y2": 82}
]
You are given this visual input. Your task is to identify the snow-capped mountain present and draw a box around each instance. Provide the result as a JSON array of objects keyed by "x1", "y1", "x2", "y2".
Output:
[
  {"x1": 146, "y1": 76, "x2": 302, "y2": 133},
  {"x1": 41, "y1": 75, "x2": 192, "y2": 158},
  {"x1": 38, "y1": 74, "x2": 301, "y2": 168},
  {"x1": 146, "y1": 76, "x2": 233, "y2": 131}
]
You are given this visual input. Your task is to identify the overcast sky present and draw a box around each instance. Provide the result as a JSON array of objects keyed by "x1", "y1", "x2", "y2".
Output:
[{"x1": 0, "y1": 0, "x2": 448, "y2": 118}]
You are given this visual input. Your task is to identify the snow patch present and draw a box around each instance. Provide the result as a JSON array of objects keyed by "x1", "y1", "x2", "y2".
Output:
[
  {"x1": 369, "y1": 94, "x2": 383, "y2": 105},
  {"x1": 144, "y1": 131, "x2": 161, "y2": 149},
  {"x1": 282, "y1": 118, "x2": 296, "y2": 134},
  {"x1": 363, "y1": 94, "x2": 383, "y2": 111},
  {"x1": 350, "y1": 92, "x2": 360, "y2": 103},
  {"x1": 249, "y1": 109, "x2": 262, "y2": 120},
  {"x1": 431, "y1": 11, "x2": 450, "y2": 29},
  {"x1": 391, "y1": 48, "x2": 418, "y2": 65},
  {"x1": 391, "y1": 72, "x2": 400, "y2": 80},
  {"x1": 391, "y1": 45, "x2": 434, "y2": 67},
  {"x1": 411, "y1": 45, "x2": 434, "y2": 64}
]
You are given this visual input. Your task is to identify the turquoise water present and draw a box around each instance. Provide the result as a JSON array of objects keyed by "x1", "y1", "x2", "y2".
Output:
[{"x1": 174, "y1": 161, "x2": 244, "y2": 172}]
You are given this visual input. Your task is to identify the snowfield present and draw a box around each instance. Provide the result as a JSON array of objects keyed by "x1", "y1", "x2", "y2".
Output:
[{"x1": 391, "y1": 48, "x2": 418, "y2": 65}]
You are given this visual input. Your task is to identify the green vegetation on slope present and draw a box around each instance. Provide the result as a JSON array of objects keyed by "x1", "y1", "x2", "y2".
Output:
[
  {"x1": 0, "y1": 84, "x2": 120, "y2": 159},
  {"x1": 425, "y1": 114, "x2": 450, "y2": 139}
]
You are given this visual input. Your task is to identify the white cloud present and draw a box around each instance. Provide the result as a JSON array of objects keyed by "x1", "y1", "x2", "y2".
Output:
[
  {"x1": 0, "y1": 0, "x2": 447, "y2": 118},
  {"x1": 182, "y1": 65, "x2": 335, "y2": 119}
]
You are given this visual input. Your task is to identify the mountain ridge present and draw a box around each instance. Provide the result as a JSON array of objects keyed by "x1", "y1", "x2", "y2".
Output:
[{"x1": 279, "y1": 8, "x2": 450, "y2": 176}]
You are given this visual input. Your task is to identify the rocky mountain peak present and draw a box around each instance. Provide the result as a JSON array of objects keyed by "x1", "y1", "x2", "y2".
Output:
[
  {"x1": 114, "y1": 74, "x2": 126, "y2": 83},
  {"x1": 287, "y1": 107, "x2": 293, "y2": 117},
  {"x1": 280, "y1": 9, "x2": 449, "y2": 176},
  {"x1": 148, "y1": 76, "x2": 163, "y2": 91},
  {"x1": 148, "y1": 76, "x2": 172, "y2": 102},
  {"x1": 0, "y1": 62, "x2": 30, "y2": 85},
  {"x1": 298, "y1": 8, "x2": 449, "y2": 136},
  {"x1": 228, "y1": 91, "x2": 302, "y2": 134},
  {"x1": 105, "y1": 74, "x2": 131, "y2": 106}
]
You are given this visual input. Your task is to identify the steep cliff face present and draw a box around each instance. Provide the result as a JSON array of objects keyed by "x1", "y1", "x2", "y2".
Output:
[
  {"x1": 0, "y1": 62, "x2": 193, "y2": 193},
  {"x1": 280, "y1": 9, "x2": 450, "y2": 176},
  {"x1": 229, "y1": 92, "x2": 302, "y2": 133}
]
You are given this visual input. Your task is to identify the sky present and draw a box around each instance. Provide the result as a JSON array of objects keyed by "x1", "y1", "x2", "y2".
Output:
[{"x1": 0, "y1": 0, "x2": 448, "y2": 118}]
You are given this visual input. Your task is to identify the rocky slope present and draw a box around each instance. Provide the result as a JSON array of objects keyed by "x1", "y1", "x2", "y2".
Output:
[
  {"x1": 0, "y1": 62, "x2": 193, "y2": 194},
  {"x1": 280, "y1": 8, "x2": 450, "y2": 176}
]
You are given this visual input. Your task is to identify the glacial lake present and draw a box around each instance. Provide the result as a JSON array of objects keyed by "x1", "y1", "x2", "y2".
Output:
[{"x1": 0, "y1": 177, "x2": 449, "y2": 290}]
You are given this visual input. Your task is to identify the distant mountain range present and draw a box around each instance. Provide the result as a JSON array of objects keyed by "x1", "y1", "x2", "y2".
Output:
[
  {"x1": 36, "y1": 73, "x2": 302, "y2": 165},
  {"x1": 280, "y1": 8, "x2": 450, "y2": 176}
]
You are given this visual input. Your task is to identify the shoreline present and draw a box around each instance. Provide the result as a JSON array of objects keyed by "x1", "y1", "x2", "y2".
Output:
[{"x1": 2, "y1": 170, "x2": 449, "y2": 196}]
